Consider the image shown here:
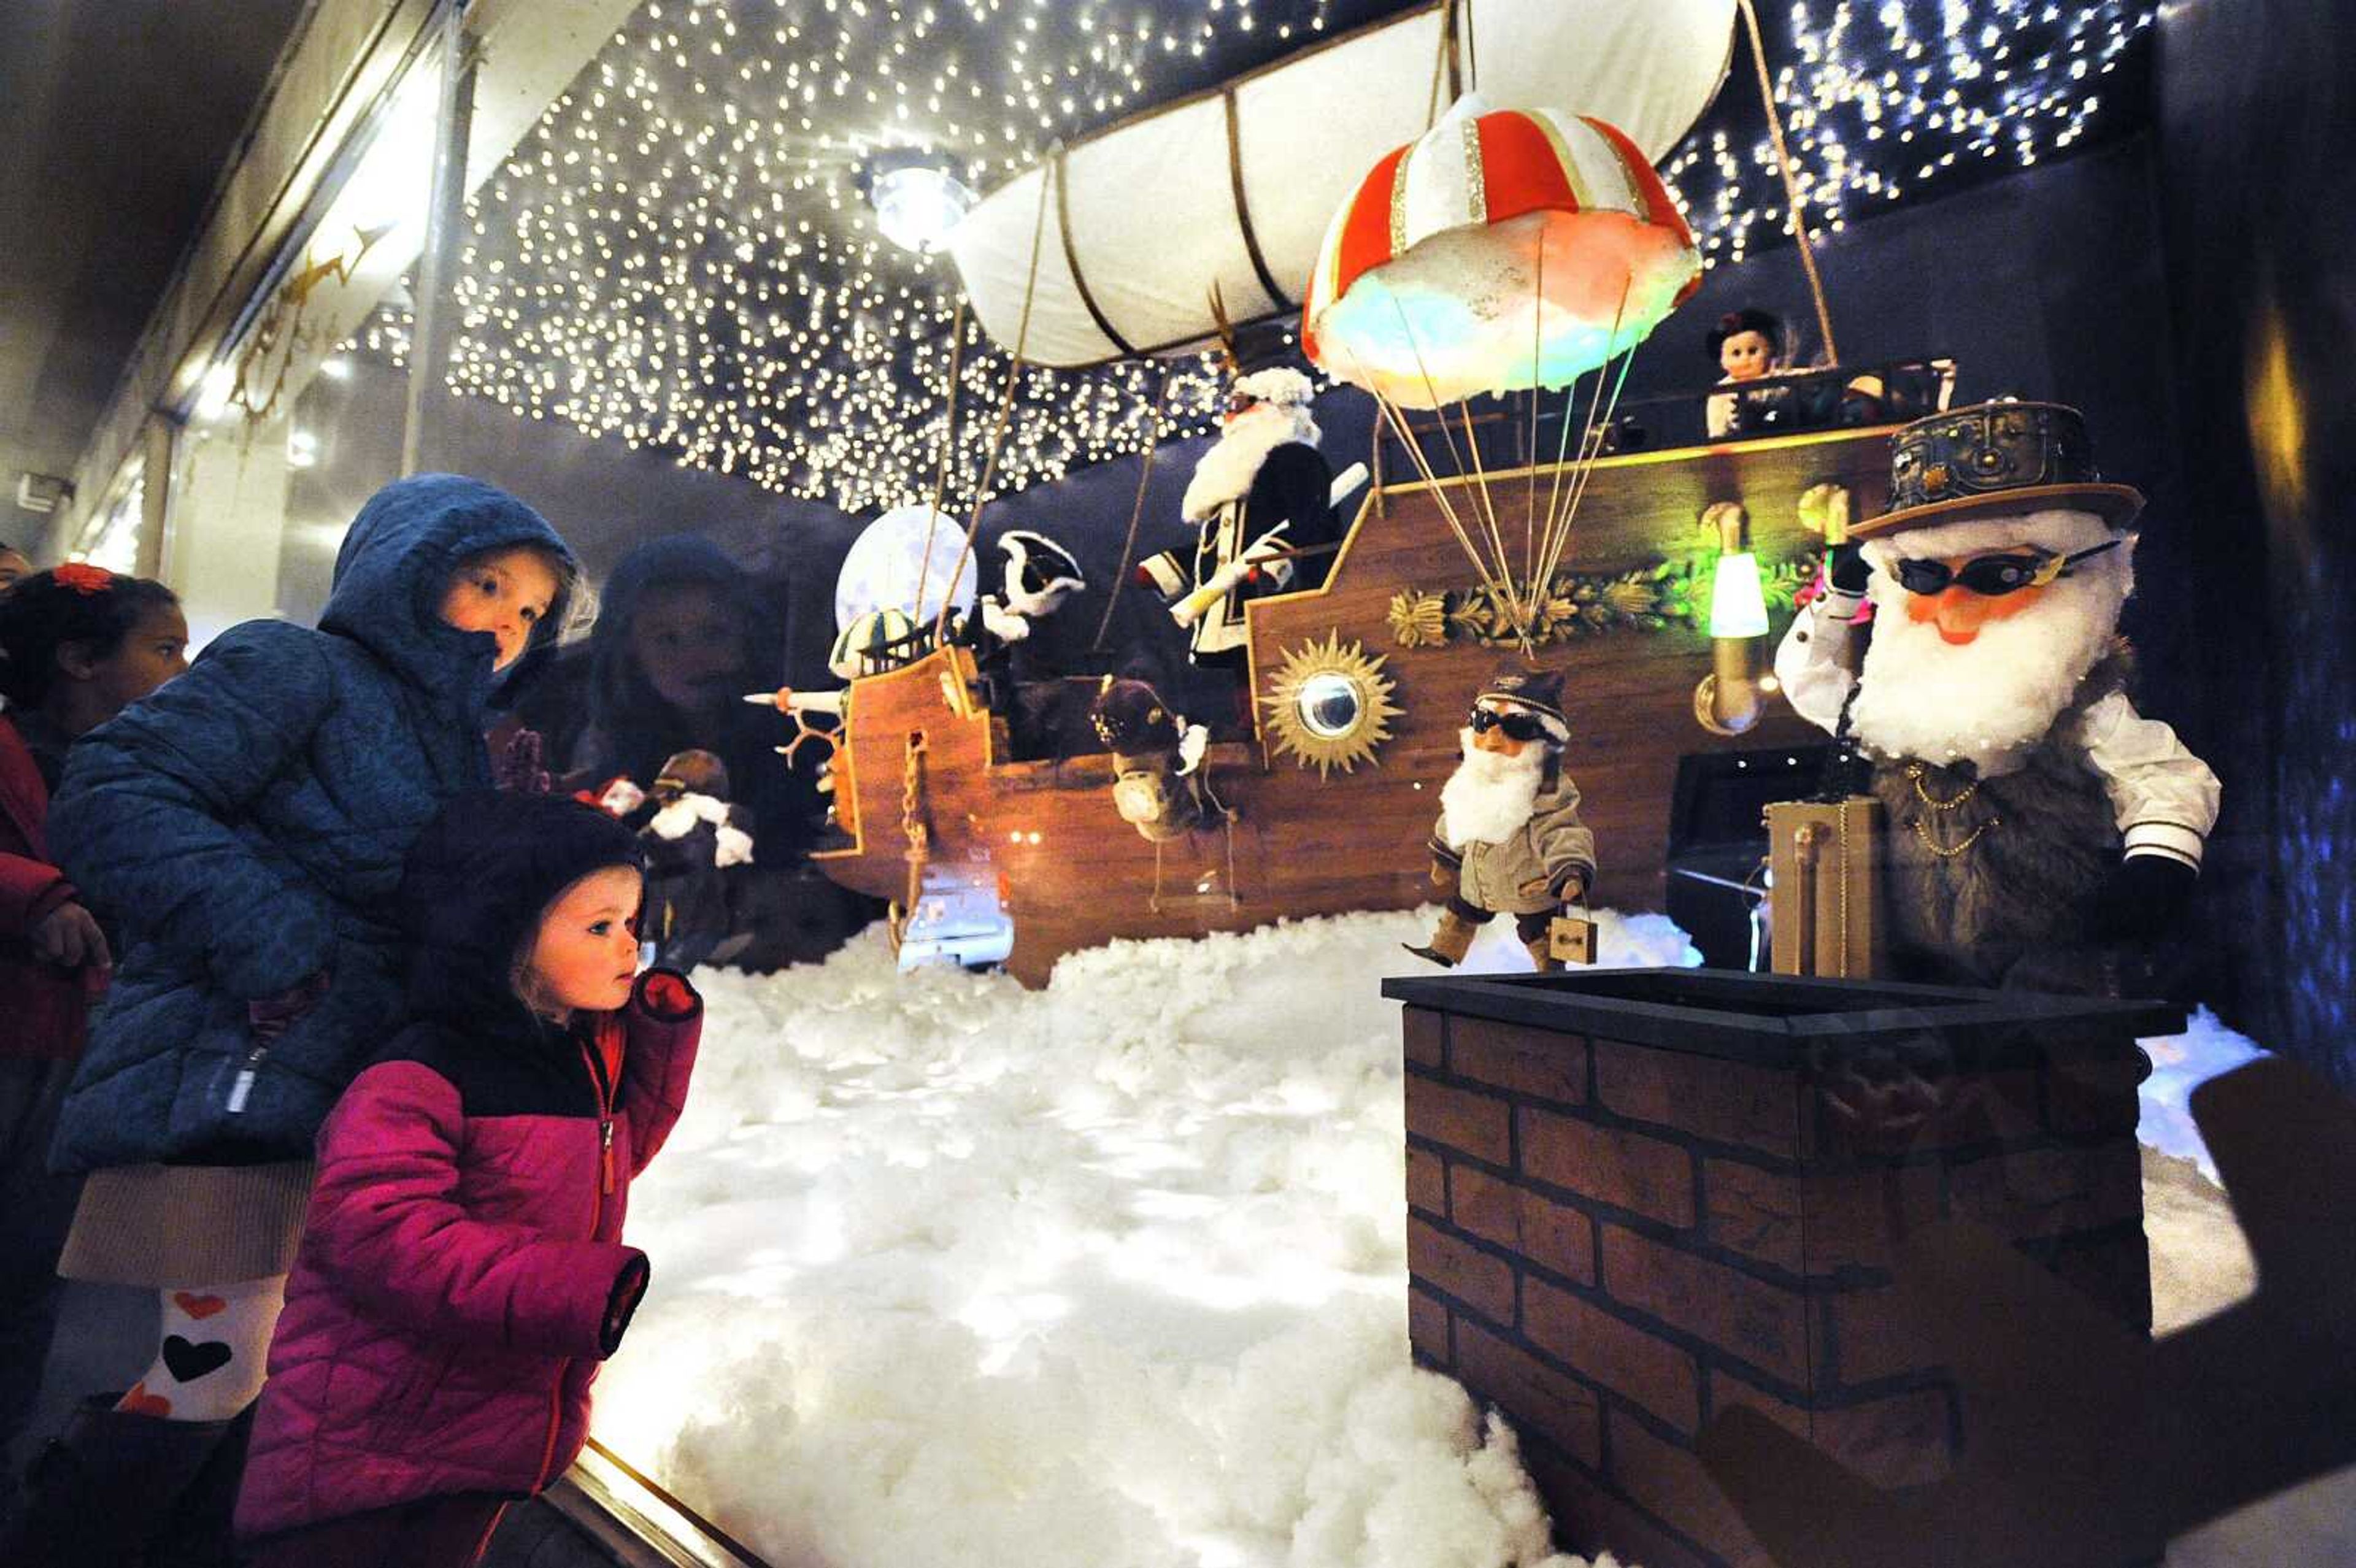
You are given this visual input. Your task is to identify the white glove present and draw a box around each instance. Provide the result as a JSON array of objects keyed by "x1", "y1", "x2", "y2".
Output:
[
  {"x1": 714, "y1": 823, "x2": 756, "y2": 868},
  {"x1": 1177, "y1": 723, "x2": 1209, "y2": 777},
  {"x1": 980, "y1": 598, "x2": 1030, "y2": 642}
]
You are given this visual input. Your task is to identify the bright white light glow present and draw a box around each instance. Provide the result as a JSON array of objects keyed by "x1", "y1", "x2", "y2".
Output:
[
  {"x1": 869, "y1": 163, "x2": 977, "y2": 254},
  {"x1": 1708, "y1": 550, "x2": 1771, "y2": 638}
]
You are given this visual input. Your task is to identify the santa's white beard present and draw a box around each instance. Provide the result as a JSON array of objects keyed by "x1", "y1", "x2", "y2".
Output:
[
  {"x1": 1439, "y1": 729, "x2": 1546, "y2": 848},
  {"x1": 1180, "y1": 402, "x2": 1320, "y2": 521},
  {"x1": 1850, "y1": 510, "x2": 2133, "y2": 774}
]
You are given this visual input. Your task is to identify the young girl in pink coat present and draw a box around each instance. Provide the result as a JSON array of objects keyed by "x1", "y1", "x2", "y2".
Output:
[{"x1": 234, "y1": 791, "x2": 701, "y2": 1567}]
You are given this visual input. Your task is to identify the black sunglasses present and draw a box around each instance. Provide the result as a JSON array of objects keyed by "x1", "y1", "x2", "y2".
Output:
[
  {"x1": 1890, "y1": 538, "x2": 2120, "y2": 599},
  {"x1": 1469, "y1": 706, "x2": 1548, "y2": 742}
]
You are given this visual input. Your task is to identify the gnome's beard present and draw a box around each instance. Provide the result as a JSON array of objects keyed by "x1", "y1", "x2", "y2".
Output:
[
  {"x1": 1850, "y1": 512, "x2": 2133, "y2": 775},
  {"x1": 1439, "y1": 729, "x2": 1546, "y2": 848}
]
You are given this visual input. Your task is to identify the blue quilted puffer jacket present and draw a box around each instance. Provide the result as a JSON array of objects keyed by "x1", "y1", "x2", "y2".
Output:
[{"x1": 45, "y1": 475, "x2": 577, "y2": 1170}]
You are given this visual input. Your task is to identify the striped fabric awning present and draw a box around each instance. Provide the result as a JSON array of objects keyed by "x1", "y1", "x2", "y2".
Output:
[{"x1": 1304, "y1": 94, "x2": 1704, "y2": 408}]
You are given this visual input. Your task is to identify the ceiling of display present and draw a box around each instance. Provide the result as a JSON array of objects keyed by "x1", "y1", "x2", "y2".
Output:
[
  {"x1": 0, "y1": 0, "x2": 310, "y2": 533},
  {"x1": 365, "y1": 0, "x2": 2155, "y2": 513}
]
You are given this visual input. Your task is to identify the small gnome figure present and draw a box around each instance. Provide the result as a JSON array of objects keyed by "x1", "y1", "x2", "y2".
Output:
[
  {"x1": 636, "y1": 748, "x2": 756, "y2": 970},
  {"x1": 1774, "y1": 401, "x2": 2221, "y2": 993},
  {"x1": 1138, "y1": 297, "x2": 1337, "y2": 672},
  {"x1": 1088, "y1": 675, "x2": 1218, "y2": 843},
  {"x1": 1408, "y1": 667, "x2": 1596, "y2": 972}
]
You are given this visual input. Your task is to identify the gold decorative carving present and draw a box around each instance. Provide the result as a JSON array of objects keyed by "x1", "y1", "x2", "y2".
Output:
[
  {"x1": 1389, "y1": 558, "x2": 1814, "y2": 650},
  {"x1": 1386, "y1": 589, "x2": 1449, "y2": 648},
  {"x1": 1260, "y1": 633, "x2": 1403, "y2": 780}
]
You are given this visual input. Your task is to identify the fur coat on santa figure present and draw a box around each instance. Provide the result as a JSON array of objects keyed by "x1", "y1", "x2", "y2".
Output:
[
  {"x1": 1138, "y1": 314, "x2": 1337, "y2": 675},
  {"x1": 1407, "y1": 667, "x2": 1597, "y2": 973},
  {"x1": 1774, "y1": 401, "x2": 2221, "y2": 994}
]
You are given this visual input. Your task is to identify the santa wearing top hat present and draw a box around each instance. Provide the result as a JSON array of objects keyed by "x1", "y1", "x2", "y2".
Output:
[{"x1": 1775, "y1": 400, "x2": 2221, "y2": 992}]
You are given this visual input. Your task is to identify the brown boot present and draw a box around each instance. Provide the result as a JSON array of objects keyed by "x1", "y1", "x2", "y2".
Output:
[
  {"x1": 1404, "y1": 910, "x2": 1478, "y2": 967},
  {"x1": 1523, "y1": 933, "x2": 1563, "y2": 973}
]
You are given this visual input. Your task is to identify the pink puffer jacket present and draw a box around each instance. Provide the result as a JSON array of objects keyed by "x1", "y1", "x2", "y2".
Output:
[{"x1": 234, "y1": 971, "x2": 700, "y2": 1539}]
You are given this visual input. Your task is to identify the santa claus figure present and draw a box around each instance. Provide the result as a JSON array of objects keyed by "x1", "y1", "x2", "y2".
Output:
[
  {"x1": 1774, "y1": 401, "x2": 2221, "y2": 992},
  {"x1": 1138, "y1": 314, "x2": 1338, "y2": 672},
  {"x1": 1407, "y1": 667, "x2": 1596, "y2": 972}
]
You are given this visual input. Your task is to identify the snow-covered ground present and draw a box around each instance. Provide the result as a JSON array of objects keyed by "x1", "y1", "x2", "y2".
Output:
[{"x1": 595, "y1": 910, "x2": 2302, "y2": 1568}]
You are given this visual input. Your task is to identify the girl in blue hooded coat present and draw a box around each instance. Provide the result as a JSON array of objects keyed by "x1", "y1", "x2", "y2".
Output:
[{"x1": 2, "y1": 474, "x2": 579, "y2": 1567}]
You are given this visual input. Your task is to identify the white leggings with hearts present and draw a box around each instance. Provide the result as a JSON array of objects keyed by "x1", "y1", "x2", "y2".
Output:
[{"x1": 115, "y1": 1277, "x2": 285, "y2": 1422}]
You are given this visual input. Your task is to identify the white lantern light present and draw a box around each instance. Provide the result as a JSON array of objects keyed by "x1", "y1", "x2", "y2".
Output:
[{"x1": 867, "y1": 158, "x2": 976, "y2": 255}]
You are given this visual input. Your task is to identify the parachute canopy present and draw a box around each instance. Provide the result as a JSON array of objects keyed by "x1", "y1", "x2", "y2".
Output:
[{"x1": 1303, "y1": 94, "x2": 1702, "y2": 409}]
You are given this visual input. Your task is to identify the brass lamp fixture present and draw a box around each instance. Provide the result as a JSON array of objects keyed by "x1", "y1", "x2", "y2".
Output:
[{"x1": 1694, "y1": 501, "x2": 1769, "y2": 735}]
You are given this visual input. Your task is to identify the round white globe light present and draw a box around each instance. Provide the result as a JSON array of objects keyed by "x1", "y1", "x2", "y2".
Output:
[{"x1": 871, "y1": 164, "x2": 977, "y2": 255}]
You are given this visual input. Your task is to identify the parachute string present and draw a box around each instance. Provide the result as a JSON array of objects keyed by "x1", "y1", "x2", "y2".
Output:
[
  {"x1": 1350, "y1": 363, "x2": 1512, "y2": 618},
  {"x1": 1534, "y1": 282, "x2": 1635, "y2": 596},
  {"x1": 1453, "y1": 400, "x2": 1520, "y2": 641},
  {"x1": 1738, "y1": 0, "x2": 1840, "y2": 364},
  {"x1": 1376, "y1": 282, "x2": 1511, "y2": 602},
  {"x1": 1374, "y1": 391, "x2": 1514, "y2": 614},
  {"x1": 1093, "y1": 360, "x2": 1172, "y2": 651},
  {"x1": 910, "y1": 298, "x2": 968, "y2": 632},
  {"x1": 1543, "y1": 343, "x2": 1635, "y2": 591},
  {"x1": 1538, "y1": 359, "x2": 1587, "y2": 585},
  {"x1": 1524, "y1": 236, "x2": 1544, "y2": 597}
]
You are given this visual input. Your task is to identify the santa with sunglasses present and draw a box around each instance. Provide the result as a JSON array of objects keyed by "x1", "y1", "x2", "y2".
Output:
[
  {"x1": 1406, "y1": 667, "x2": 1596, "y2": 972},
  {"x1": 1775, "y1": 401, "x2": 2220, "y2": 993}
]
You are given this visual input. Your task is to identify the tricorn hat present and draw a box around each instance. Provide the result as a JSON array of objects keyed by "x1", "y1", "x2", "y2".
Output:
[
  {"x1": 998, "y1": 529, "x2": 1086, "y2": 602},
  {"x1": 1854, "y1": 400, "x2": 2144, "y2": 540},
  {"x1": 1090, "y1": 676, "x2": 1183, "y2": 754}
]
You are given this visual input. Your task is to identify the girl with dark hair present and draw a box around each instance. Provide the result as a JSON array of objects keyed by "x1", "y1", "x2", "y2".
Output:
[
  {"x1": 518, "y1": 534, "x2": 817, "y2": 853},
  {"x1": 1704, "y1": 307, "x2": 1795, "y2": 437},
  {"x1": 3, "y1": 477, "x2": 580, "y2": 1567},
  {"x1": 0, "y1": 566, "x2": 187, "y2": 1453}
]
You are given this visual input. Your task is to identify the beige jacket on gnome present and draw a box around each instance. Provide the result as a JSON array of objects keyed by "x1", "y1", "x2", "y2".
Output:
[{"x1": 1430, "y1": 773, "x2": 1598, "y2": 916}]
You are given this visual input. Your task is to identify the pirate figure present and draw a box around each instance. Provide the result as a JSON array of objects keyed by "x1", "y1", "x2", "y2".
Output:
[
  {"x1": 967, "y1": 528, "x2": 1087, "y2": 710},
  {"x1": 1087, "y1": 675, "x2": 1219, "y2": 844}
]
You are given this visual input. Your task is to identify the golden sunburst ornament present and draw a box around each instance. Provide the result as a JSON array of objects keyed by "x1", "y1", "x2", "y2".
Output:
[{"x1": 1260, "y1": 632, "x2": 1403, "y2": 779}]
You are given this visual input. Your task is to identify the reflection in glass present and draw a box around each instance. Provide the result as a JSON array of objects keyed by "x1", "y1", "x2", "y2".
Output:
[{"x1": 1298, "y1": 672, "x2": 1365, "y2": 739}]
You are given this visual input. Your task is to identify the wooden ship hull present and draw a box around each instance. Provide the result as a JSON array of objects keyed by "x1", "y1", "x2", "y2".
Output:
[{"x1": 814, "y1": 425, "x2": 1895, "y2": 986}]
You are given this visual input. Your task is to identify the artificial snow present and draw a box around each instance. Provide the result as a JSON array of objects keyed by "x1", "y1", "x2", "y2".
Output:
[{"x1": 596, "y1": 907, "x2": 2276, "y2": 1568}]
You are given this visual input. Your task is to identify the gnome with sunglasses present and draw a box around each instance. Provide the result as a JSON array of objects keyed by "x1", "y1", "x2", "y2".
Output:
[
  {"x1": 1406, "y1": 667, "x2": 1596, "y2": 972},
  {"x1": 1774, "y1": 401, "x2": 2220, "y2": 993}
]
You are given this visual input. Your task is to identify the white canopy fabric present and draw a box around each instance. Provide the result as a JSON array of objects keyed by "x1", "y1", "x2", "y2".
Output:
[{"x1": 946, "y1": 0, "x2": 1734, "y2": 367}]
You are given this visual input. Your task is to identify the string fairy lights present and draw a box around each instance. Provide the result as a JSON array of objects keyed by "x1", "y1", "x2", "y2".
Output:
[{"x1": 348, "y1": 0, "x2": 2155, "y2": 512}]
